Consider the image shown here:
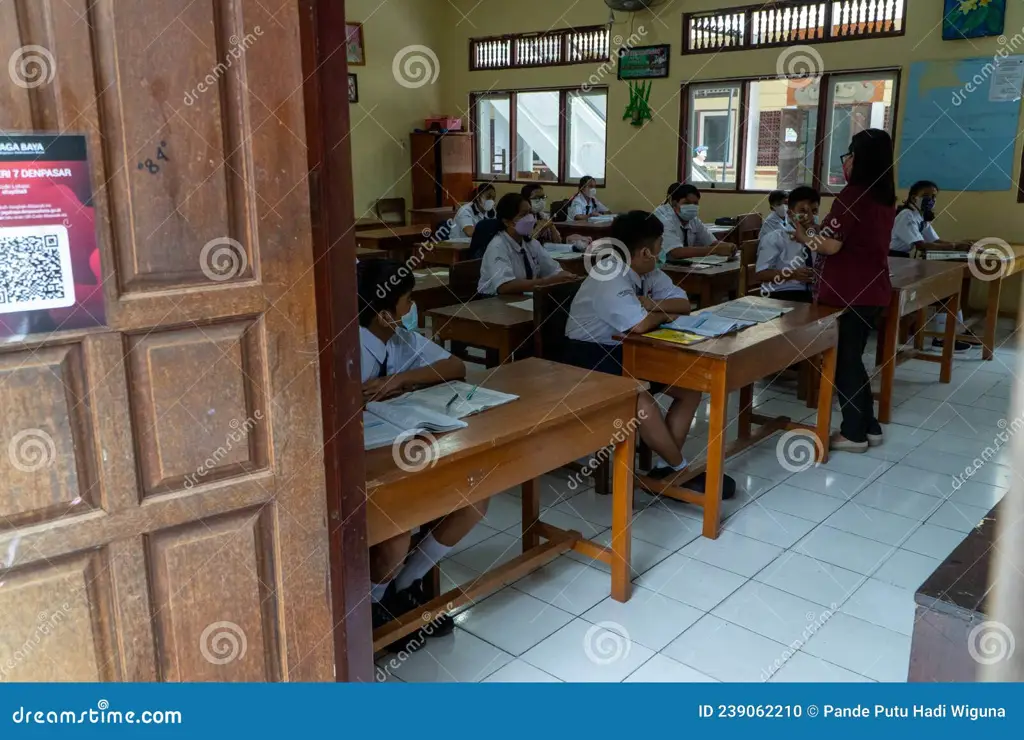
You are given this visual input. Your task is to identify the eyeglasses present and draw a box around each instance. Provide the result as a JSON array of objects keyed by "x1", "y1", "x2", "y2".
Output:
[{"x1": 840, "y1": 152, "x2": 853, "y2": 164}]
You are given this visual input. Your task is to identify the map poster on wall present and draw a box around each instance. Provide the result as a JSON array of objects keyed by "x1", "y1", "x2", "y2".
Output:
[
  {"x1": 0, "y1": 134, "x2": 103, "y2": 340},
  {"x1": 617, "y1": 44, "x2": 670, "y2": 80}
]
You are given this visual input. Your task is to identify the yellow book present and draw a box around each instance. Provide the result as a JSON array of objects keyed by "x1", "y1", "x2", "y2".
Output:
[{"x1": 644, "y1": 329, "x2": 707, "y2": 346}]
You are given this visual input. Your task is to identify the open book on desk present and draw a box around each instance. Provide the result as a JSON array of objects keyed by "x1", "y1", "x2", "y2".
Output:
[
  {"x1": 712, "y1": 299, "x2": 793, "y2": 324},
  {"x1": 682, "y1": 255, "x2": 730, "y2": 266},
  {"x1": 663, "y1": 313, "x2": 754, "y2": 338},
  {"x1": 393, "y1": 381, "x2": 519, "y2": 420},
  {"x1": 363, "y1": 400, "x2": 467, "y2": 451}
]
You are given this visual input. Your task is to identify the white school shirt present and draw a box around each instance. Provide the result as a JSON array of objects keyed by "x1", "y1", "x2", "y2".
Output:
[
  {"x1": 454, "y1": 202, "x2": 492, "y2": 236},
  {"x1": 565, "y1": 262, "x2": 687, "y2": 346},
  {"x1": 566, "y1": 192, "x2": 609, "y2": 220},
  {"x1": 756, "y1": 229, "x2": 811, "y2": 294},
  {"x1": 477, "y1": 231, "x2": 563, "y2": 295},
  {"x1": 653, "y1": 204, "x2": 715, "y2": 264},
  {"x1": 761, "y1": 210, "x2": 788, "y2": 237},
  {"x1": 359, "y1": 326, "x2": 451, "y2": 382},
  {"x1": 890, "y1": 207, "x2": 939, "y2": 254}
]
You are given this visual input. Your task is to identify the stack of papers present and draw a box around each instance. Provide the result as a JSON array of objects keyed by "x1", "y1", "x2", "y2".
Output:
[
  {"x1": 924, "y1": 250, "x2": 970, "y2": 261},
  {"x1": 644, "y1": 329, "x2": 707, "y2": 346},
  {"x1": 683, "y1": 255, "x2": 730, "y2": 266},
  {"x1": 712, "y1": 299, "x2": 793, "y2": 324},
  {"x1": 363, "y1": 401, "x2": 466, "y2": 451},
  {"x1": 663, "y1": 313, "x2": 754, "y2": 337},
  {"x1": 394, "y1": 381, "x2": 519, "y2": 419},
  {"x1": 543, "y1": 243, "x2": 577, "y2": 258},
  {"x1": 508, "y1": 299, "x2": 534, "y2": 312}
]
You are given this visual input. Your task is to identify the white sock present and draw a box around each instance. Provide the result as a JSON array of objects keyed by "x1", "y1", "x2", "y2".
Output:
[
  {"x1": 370, "y1": 580, "x2": 391, "y2": 603},
  {"x1": 394, "y1": 533, "x2": 452, "y2": 592},
  {"x1": 669, "y1": 457, "x2": 689, "y2": 471}
]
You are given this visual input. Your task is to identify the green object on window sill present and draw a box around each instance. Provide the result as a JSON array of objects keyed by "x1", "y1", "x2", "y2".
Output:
[{"x1": 623, "y1": 80, "x2": 652, "y2": 127}]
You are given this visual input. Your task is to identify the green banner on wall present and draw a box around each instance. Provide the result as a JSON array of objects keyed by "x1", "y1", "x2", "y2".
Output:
[{"x1": 616, "y1": 44, "x2": 670, "y2": 80}]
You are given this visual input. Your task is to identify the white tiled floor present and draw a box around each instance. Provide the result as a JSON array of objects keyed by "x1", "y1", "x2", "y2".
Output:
[{"x1": 379, "y1": 320, "x2": 1018, "y2": 682}]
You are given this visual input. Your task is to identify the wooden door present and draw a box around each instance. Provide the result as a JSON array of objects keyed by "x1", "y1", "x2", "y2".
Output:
[{"x1": 0, "y1": 1, "x2": 333, "y2": 681}]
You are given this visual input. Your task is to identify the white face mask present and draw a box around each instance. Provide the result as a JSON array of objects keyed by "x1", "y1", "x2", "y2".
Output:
[
  {"x1": 677, "y1": 204, "x2": 700, "y2": 222},
  {"x1": 773, "y1": 204, "x2": 788, "y2": 219},
  {"x1": 587, "y1": 188, "x2": 597, "y2": 198},
  {"x1": 530, "y1": 198, "x2": 546, "y2": 214},
  {"x1": 482, "y1": 198, "x2": 495, "y2": 212}
]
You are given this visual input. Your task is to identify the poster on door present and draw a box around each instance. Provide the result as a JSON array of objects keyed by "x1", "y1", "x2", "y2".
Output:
[{"x1": 0, "y1": 133, "x2": 103, "y2": 340}]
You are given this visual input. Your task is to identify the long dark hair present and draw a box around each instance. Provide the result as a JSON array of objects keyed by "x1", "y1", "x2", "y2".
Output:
[{"x1": 847, "y1": 128, "x2": 896, "y2": 207}]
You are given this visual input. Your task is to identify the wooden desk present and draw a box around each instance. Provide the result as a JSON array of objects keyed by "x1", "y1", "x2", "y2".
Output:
[
  {"x1": 876, "y1": 257, "x2": 966, "y2": 424},
  {"x1": 411, "y1": 269, "x2": 459, "y2": 327},
  {"x1": 356, "y1": 247, "x2": 387, "y2": 261},
  {"x1": 427, "y1": 296, "x2": 534, "y2": 366},
  {"x1": 355, "y1": 217, "x2": 388, "y2": 232},
  {"x1": 622, "y1": 298, "x2": 840, "y2": 538},
  {"x1": 407, "y1": 240, "x2": 474, "y2": 267},
  {"x1": 365, "y1": 359, "x2": 640, "y2": 649},
  {"x1": 553, "y1": 219, "x2": 614, "y2": 240},
  {"x1": 662, "y1": 260, "x2": 750, "y2": 308},
  {"x1": 409, "y1": 206, "x2": 455, "y2": 231},
  {"x1": 355, "y1": 225, "x2": 432, "y2": 254},
  {"x1": 916, "y1": 244, "x2": 1024, "y2": 361}
]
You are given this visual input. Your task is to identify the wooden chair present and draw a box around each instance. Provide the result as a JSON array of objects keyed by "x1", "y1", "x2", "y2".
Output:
[
  {"x1": 738, "y1": 238, "x2": 761, "y2": 296},
  {"x1": 550, "y1": 199, "x2": 569, "y2": 222},
  {"x1": 444, "y1": 259, "x2": 488, "y2": 364},
  {"x1": 532, "y1": 281, "x2": 582, "y2": 361},
  {"x1": 732, "y1": 212, "x2": 763, "y2": 246},
  {"x1": 373, "y1": 197, "x2": 406, "y2": 226}
]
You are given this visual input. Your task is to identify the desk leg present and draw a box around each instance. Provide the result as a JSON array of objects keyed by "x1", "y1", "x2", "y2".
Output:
[
  {"x1": 983, "y1": 277, "x2": 1002, "y2": 361},
  {"x1": 521, "y1": 478, "x2": 540, "y2": 552},
  {"x1": 610, "y1": 428, "x2": 636, "y2": 602},
  {"x1": 816, "y1": 347, "x2": 837, "y2": 465},
  {"x1": 497, "y1": 335, "x2": 513, "y2": 365},
  {"x1": 703, "y1": 369, "x2": 728, "y2": 539},
  {"x1": 940, "y1": 291, "x2": 959, "y2": 384},
  {"x1": 913, "y1": 309, "x2": 926, "y2": 351},
  {"x1": 738, "y1": 384, "x2": 753, "y2": 440},
  {"x1": 700, "y1": 282, "x2": 713, "y2": 310},
  {"x1": 878, "y1": 298, "x2": 900, "y2": 425}
]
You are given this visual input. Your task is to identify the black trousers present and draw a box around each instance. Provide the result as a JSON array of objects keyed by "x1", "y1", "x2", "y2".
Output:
[{"x1": 834, "y1": 306, "x2": 883, "y2": 443}]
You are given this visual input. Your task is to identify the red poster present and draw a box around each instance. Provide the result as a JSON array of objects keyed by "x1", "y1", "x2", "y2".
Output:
[{"x1": 0, "y1": 134, "x2": 102, "y2": 339}]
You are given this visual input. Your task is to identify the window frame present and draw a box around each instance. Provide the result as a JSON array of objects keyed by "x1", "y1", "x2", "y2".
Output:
[
  {"x1": 677, "y1": 67, "x2": 902, "y2": 195},
  {"x1": 469, "y1": 85, "x2": 609, "y2": 187},
  {"x1": 469, "y1": 25, "x2": 611, "y2": 71}
]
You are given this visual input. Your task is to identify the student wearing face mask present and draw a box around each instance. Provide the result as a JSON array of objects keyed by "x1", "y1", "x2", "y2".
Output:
[
  {"x1": 755, "y1": 186, "x2": 818, "y2": 302},
  {"x1": 891, "y1": 181, "x2": 971, "y2": 352},
  {"x1": 477, "y1": 193, "x2": 577, "y2": 295},
  {"x1": 653, "y1": 183, "x2": 733, "y2": 263},
  {"x1": 567, "y1": 175, "x2": 610, "y2": 221},
  {"x1": 358, "y1": 260, "x2": 482, "y2": 653},
  {"x1": 521, "y1": 183, "x2": 562, "y2": 243},
  {"x1": 761, "y1": 190, "x2": 790, "y2": 236},
  {"x1": 454, "y1": 183, "x2": 497, "y2": 238}
]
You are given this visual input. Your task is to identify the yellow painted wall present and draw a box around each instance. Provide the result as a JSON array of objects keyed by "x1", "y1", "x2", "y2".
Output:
[{"x1": 345, "y1": 0, "x2": 445, "y2": 217}]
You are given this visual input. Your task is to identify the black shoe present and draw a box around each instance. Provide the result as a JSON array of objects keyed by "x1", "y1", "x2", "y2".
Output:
[
  {"x1": 372, "y1": 584, "x2": 429, "y2": 654},
  {"x1": 403, "y1": 579, "x2": 455, "y2": 637},
  {"x1": 646, "y1": 469, "x2": 736, "y2": 500},
  {"x1": 932, "y1": 338, "x2": 970, "y2": 353}
]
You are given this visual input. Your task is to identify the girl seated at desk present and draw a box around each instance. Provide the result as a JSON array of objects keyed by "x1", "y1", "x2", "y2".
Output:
[
  {"x1": 567, "y1": 175, "x2": 611, "y2": 220},
  {"x1": 358, "y1": 259, "x2": 486, "y2": 652},
  {"x1": 477, "y1": 193, "x2": 577, "y2": 296},
  {"x1": 453, "y1": 182, "x2": 496, "y2": 238},
  {"x1": 521, "y1": 183, "x2": 562, "y2": 243}
]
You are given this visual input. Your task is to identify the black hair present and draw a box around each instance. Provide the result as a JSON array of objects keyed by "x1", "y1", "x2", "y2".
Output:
[
  {"x1": 611, "y1": 210, "x2": 664, "y2": 255},
  {"x1": 357, "y1": 259, "x2": 415, "y2": 327},
  {"x1": 578, "y1": 175, "x2": 595, "y2": 190},
  {"x1": 495, "y1": 192, "x2": 527, "y2": 224},
  {"x1": 666, "y1": 182, "x2": 701, "y2": 203},
  {"x1": 468, "y1": 218, "x2": 502, "y2": 259},
  {"x1": 470, "y1": 182, "x2": 497, "y2": 215},
  {"x1": 520, "y1": 183, "x2": 544, "y2": 199},
  {"x1": 847, "y1": 128, "x2": 896, "y2": 207},
  {"x1": 898, "y1": 180, "x2": 939, "y2": 212},
  {"x1": 768, "y1": 190, "x2": 788, "y2": 207},
  {"x1": 787, "y1": 185, "x2": 820, "y2": 208}
]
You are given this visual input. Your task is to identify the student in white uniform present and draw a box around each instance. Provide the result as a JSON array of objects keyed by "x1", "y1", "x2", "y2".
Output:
[
  {"x1": 563, "y1": 211, "x2": 736, "y2": 497},
  {"x1": 761, "y1": 190, "x2": 789, "y2": 237},
  {"x1": 755, "y1": 186, "x2": 817, "y2": 302},
  {"x1": 891, "y1": 180, "x2": 970, "y2": 351},
  {"x1": 453, "y1": 183, "x2": 496, "y2": 237},
  {"x1": 567, "y1": 175, "x2": 610, "y2": 220},
  {"x1": 477, "y1": 193, "x2": 576, "y2": 295},
  {"x1": 652, "y1": 183, "x2": 733, "y2": 264},
  {"x1": 358, "y1": 259, "x2": 486, "y2": 651},
  {"x1": 521, "y1": 183, "x2": 562, "y2": 243}
]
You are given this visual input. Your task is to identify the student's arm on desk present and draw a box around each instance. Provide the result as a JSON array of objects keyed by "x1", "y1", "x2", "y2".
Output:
[
  {"x1": 362, "y1": 357, "x2": 467, "y2": 402},
  {"x1": 641, "y1": 295, "x2": 691, "y2": 316},
  {"x1": 628, "y1": 310, "x2": 673, "y2": 335},
  {"x1": 667, "y1": 243, "x2": 735, "y2": 259},
  {"x1": 496, "y1": 273, "x2": 577, "y2": 295}
]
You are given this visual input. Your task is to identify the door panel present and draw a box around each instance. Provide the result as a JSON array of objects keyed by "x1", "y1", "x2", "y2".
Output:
[{"x1": 0, "y1": 0, "x2": 333, "y2": 682}]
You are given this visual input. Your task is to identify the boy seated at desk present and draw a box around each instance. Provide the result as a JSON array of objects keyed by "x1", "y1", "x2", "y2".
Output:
[
  {"x1": 358, "y1": 259, "x2": 487, "y2": 650},
  {"x1": 754, "y1": 185, "x2": 818, "y2": 303},
  {"x1": 563, "y1": 211, "x2": 736, "y2": 497},
  {"x1": 761, "y1": 190, "x2": 789, "y2": 237},
  {"x1": 653, "y1": 183, "x2": 735, "y2": 263},
  {"x1": 477, "y1": 193, "x2": 577, "y2": 296}
]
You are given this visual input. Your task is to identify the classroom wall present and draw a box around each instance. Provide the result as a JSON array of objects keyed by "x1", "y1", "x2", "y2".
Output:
[{"x1": 345, "y1": 0, "x2": 445, "y2": 217}]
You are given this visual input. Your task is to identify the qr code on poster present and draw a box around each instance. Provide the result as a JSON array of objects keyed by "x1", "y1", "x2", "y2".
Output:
[{"x1": 0, "y1": 225, "x2": 76, "y2": 315}]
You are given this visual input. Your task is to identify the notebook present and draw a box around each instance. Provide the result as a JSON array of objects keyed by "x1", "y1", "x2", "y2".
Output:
[
  {"x1": 683, "y1": 255, "x2": 730, "y2": 266},
  {"x1": 924, "y1": 250, "x2": 970, "y2": 261},
  {"x1": 663, "y1": 313, "x2": 754, "y2": 337},
  {"x1": 363, "y1": 400, "x2": 467, "y2": 451},
  {"x1": 712, "y1": 299, "x2": 792, "y2": 324},
  {"x1": 394, "y1": 381, "x2": 519, "y2": 420},
  {"x1": 644, "y1": 329, "x2": 707, "y2": 347},
  {"x1": 508, "y1": 299, "x2": 534, "y2": 312}
]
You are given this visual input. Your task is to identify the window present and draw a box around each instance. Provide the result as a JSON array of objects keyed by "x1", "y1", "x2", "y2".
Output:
[
  {"x1": 683, "y1": 0, "x2": 906, "y2": 54},
  {"x1": 471, "y1": 26, "x2": 609, "y2": 71},
  {"x1": 471, "y1": 87, "x2": 608, "y2": 185},
  {"x1": 680, "y1": 69, "x2": 898, "y2": 193}
]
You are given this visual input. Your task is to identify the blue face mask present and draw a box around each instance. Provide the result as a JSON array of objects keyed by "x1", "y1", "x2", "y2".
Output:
[
  {"x1": 401, "y1": 303, "x2": 419, "y2": 332},
  {"x1": 677, "y1": 204, "x2": 700, "y2": 222}
]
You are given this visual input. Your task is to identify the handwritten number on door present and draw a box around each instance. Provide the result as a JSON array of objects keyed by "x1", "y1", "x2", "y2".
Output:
[{"x1": 138, "y1": 141, "x2": 169, "y2": 175}]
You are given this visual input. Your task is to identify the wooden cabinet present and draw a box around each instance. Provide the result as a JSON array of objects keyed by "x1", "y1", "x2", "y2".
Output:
[{"x1": 410, "y1": 132, "x2": 474, "y2": 209}]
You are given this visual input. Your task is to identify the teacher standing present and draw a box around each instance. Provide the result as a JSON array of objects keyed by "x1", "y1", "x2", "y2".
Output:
[{"x1": 792, "y1": 129, "x2": 896, "y2": 453}]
